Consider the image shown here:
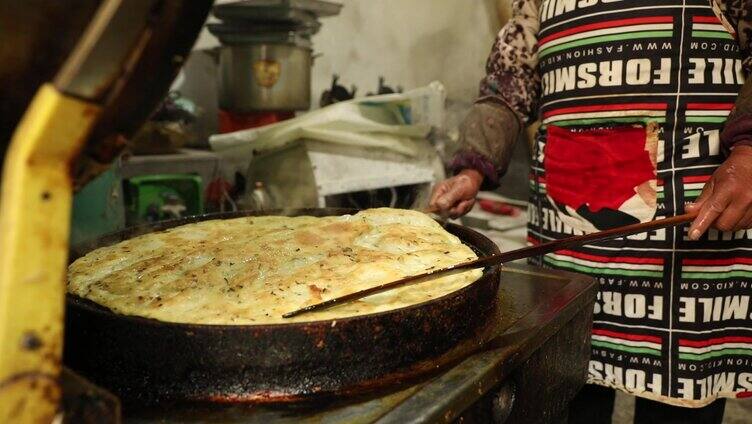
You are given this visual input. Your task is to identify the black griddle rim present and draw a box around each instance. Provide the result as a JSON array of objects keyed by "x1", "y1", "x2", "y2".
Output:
[{"x1": 66, "y1": 208, "x2": 500, "y2": 329}]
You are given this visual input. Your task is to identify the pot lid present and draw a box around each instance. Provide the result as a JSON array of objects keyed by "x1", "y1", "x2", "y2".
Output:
[
  {"x1": 209, "y1": 27, "x2": 313, "y2": 49},
  {"x1": 213, "y1": 0, "x2": 343, "y2": 21},
  {"x1": 207, "y1": 24, "x2": 314, "y2": 48},
  {"x1": 208, "y1": 0, "x2": 341, "y2": 48}
]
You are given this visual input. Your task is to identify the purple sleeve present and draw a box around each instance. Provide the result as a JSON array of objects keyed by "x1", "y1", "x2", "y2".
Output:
[
  {"x1": 721, "y1": 115, "x2": 752, "y2": 155},
  {"x1": 450, "y1": 150, "x2": 501, "y2": 190}
]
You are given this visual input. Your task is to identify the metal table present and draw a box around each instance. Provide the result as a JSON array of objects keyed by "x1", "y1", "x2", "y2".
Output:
[{"x1": 119, "y1": 263, "x2": 597, "y2": 424}]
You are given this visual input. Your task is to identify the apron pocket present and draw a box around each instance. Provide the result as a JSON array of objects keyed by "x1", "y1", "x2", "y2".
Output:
[{"x1": 543, "y1": 124, "x2": 659, "y2": 231}]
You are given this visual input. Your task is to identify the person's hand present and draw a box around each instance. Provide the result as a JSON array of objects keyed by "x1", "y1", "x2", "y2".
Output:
[
  {"x1": 429, "y1": 169, "x2": 484, "y2": 219},
  {"x1": 687, "y1": 145, "x2": 752, "y2": 240}
]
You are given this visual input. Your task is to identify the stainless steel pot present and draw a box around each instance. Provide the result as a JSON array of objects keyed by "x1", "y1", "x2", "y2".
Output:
[{"x1": 218, "y1": 42, "x2": 312, "y2": 112}]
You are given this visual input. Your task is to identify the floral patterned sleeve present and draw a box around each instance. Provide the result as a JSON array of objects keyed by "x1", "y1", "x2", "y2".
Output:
[
  {"x1": 719, "y1": 0, "x2": 752, "y2": 153},
  {"x1": 721, "y1": 0, "x2": 751, "y2": 65},
  {"x1": 477, "y1": 0, "x2": 542, "y2": 125}
]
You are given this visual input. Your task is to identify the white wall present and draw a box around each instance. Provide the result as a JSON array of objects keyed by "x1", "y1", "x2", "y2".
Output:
[
  {"x1": 309, "y1": 0, "x2": 501, "y2": 104},
  {"x1": 194, "y1": 0, "x2": 503, "y2": 106}
]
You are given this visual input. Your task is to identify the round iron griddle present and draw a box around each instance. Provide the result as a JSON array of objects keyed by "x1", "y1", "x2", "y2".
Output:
[{"x1": 63, "y1": 209, "x2": 501, "y2": 405}]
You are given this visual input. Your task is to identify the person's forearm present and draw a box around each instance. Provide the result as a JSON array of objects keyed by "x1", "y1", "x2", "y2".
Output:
[
  {"x1": 721, "y1": 78, "x2": 752, "y2": 154},
  {"x1": 450, "y1": 101, "x2": 522, "y2": 190}
]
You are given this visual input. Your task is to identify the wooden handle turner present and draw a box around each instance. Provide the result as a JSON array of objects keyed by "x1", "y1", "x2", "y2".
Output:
[{"x1": 283, "y1": 212, "x2": 698, "y2": 319}]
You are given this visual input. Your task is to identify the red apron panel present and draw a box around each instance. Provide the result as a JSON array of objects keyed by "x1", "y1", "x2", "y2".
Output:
[{"x1": 544, "y1": 125, "x2": 656, "y2": 213}]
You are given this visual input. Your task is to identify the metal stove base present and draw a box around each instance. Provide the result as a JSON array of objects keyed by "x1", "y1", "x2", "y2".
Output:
[{"x1": 61, "y1": 368, "x2": 121, "y2": 424}]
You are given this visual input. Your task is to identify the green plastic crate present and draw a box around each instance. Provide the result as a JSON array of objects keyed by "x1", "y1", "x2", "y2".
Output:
[{"x1": 123, "y1": 174, "x2": 203, "y2": 226}]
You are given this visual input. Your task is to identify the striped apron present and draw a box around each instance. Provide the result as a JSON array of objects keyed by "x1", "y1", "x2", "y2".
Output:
[{"x1": 531, "y1": 0, "x2": 750, "y2": 406}]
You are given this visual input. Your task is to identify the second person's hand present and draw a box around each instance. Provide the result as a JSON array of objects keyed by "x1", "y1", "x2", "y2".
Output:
[
  {"x1": 429, "y1": 169, "x2": 484, "y2": 219},
  {"x1": 687, "y1": 145, "x2": 752, "y2": 239}
]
